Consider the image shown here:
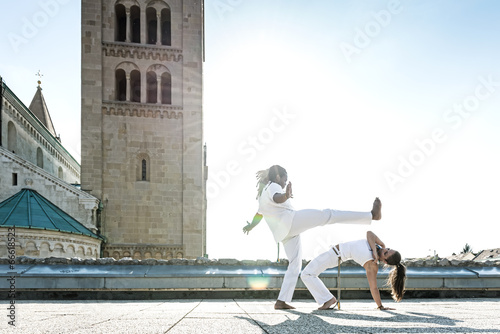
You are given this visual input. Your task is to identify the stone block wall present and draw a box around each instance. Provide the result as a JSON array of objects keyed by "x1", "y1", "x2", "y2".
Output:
[
  {"x1": 1, "y1": 86, "x2": 80, "y2": 184},
  {"x1": 81, "y1": 0, "x2": 206, "y2": 260},
  {"x1": 180, "y1": 0, "x2": 206, "y2": 259},
  {"x1": 100, "y1": 111, "x2": 184, "y2": 247},
  {"x1": 81, "y1": 0, "x2": 104, "y2": 200},
  {"x1": 0, "y1": 229, "x2": 100, "y2": 259},
  {"x1": 0, "y1": 147, "x2": 99, "y2": 231}
]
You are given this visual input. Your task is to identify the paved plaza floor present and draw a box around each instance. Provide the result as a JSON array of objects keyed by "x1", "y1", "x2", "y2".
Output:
[{"x1": 1, "y1": 298, "x2": 500, "y2": 333}]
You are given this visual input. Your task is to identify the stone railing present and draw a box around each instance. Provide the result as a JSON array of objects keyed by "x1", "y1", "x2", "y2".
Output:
[
  {"x1": 4, "y1": 256, "x2": 500, "y2": 267},
  {"x1": 2, "y1": 256, "x2": 499, "y2": 300}
]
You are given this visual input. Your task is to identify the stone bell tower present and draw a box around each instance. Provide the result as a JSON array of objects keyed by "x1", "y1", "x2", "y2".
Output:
[{"x1": 81, "y1": 0, "x2": 206, "y2": 259}]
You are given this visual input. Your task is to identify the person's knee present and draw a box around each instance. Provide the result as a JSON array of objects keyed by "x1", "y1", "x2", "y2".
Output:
[
  {"x1": 287, "y1": 264, "x2": 301, "y2": 277},
  {"x1": 287, "y1": 253, "x2": 302, "y2": 267},
  {"x1": 300, "y1": 267, "x2": 315, "y2": 281}
]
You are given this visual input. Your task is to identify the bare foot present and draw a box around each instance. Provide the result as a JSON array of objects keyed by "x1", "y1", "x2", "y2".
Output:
[
  {"x1": 371, "y1": 197, "x2": 382, "y2": 220},
  {"x1": 318, "y1": 297, "x2": 338, "y2": 310},
  {"x1": 274, "y1": 300, "x2": 295, "y2": 309}
]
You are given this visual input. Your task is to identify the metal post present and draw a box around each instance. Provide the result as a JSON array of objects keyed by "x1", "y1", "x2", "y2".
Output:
[
  {"x1": 277, "y1": 243, "x2": 280, "y2": 262},
  {"x1": 337, "y1": 257, "x2": 341, "y2": 310}
]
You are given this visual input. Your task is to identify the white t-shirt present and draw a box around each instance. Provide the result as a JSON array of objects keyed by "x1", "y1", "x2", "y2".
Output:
[
  {"x1": 339, "y1": 239, "x2": 375, "y2": 267},
  {"x1": 257, "y1": 182, "x2": 295, "y2": 243}
]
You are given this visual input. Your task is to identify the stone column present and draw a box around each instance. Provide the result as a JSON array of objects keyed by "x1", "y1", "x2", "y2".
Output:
[
  {"x1": 139, "y1": 9, "x2": 146, "y2": 44},
  {"x1": 126, "y1": 74, "x2": 131, "y2": 102},
  {"x1": 157, "y1": 74, "x2": 162, "y2": 104},
  {"x1": 141, "y1": 71, "x2": 147, "y2": 103},
  {"x1": 125, "y1": 9, "x2": 131, "y2": 43},
  {"x1": 156, "y1": 13, "x2": 161, "y2": 46}
]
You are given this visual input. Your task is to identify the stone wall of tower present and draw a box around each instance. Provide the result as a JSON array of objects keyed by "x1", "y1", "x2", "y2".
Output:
[
  {"x1": 81, "y1": 0, "x2": 206, "y2": 260},
  {"x1": 180, "y1": 0, "x2": 206, "y2": 259},
  {"x1": 81, "y1": 0, "x2": 104, "y2": 199}
]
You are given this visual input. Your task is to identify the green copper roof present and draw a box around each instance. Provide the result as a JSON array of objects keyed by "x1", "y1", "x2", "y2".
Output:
[{"x1": 0, "y1": 189, "x2": 103, "y2": 240}]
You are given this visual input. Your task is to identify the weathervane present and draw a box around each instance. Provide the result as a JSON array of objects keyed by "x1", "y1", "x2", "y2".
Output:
[{"x1": 36, "y1": 70, "x2": 43, "y2": 86}]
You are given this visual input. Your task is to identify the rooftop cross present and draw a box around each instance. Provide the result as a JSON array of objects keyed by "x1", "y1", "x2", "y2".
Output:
[{"x1": 36, "y1": 70, "x2": 43, "y2": 86}]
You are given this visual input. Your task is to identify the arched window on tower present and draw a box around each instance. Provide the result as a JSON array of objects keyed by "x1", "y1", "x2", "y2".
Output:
[
  {"x1": 130, "y1": 5, "x2": 141, "y2": 43},
  {"x1": 161, "y1": 8, "x2": 171, "y2": 46},
  {"x1": 141, "y1": 159, "x2": 147, "y2": 181},
  {"x1": 130, "y1": 70, "x2": 141, "y2": 102},
  {"x1": 115, "y1": 4, "x2": 126, "y2": 42},
  {"x1": 146, "y1": 71, "x2": 157, "y2": 103},
  {"x1": 36, "y1": 147, "x2": 44, "y2": 168},
  {"x1": 146, "y1": 7, "x2": 157, "y2": 45},
  {"x1": 115, "y1": 69, "x2": 126, "y2": 101},
  {"x1": 58, "y1": 166, "x2": 63, "y2": 179},
  {"x1": 137, "y1": 154, "x2": 150, "y2": 181},
  {"x1": 161, "y1": 72, "x2": 171, "y2": 104},
  {"x1": 7, "y1": 121, "x2": 17, "y2": 153}
]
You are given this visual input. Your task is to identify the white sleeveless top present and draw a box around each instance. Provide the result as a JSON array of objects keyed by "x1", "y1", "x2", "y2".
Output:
[{"x1": 338, "y1": 239, "x2": 374, "y2": 266}]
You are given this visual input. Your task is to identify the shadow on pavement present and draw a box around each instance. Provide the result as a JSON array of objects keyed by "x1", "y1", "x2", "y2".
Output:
[{"x1": 236, "y1": 308, "x2": 498, "y2": 333}]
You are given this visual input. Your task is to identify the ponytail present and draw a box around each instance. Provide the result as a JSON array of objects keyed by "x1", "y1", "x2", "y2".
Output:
[
  {"x1": 386, "y1": 251, "x2": 406, "y2": 302},
  {"x1": 255, "y1": 169, "x2": 270, "y2": 199}
]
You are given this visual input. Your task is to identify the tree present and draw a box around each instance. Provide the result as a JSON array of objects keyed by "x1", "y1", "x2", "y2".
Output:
[{"x1": 461, "y1": 243, "x2": 473, "y2": 254}]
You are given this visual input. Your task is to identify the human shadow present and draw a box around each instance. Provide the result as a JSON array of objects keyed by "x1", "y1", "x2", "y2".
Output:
[
  {"x1": 236, "y1": 308, "x2": 499, "y2": 333},
  {"x1": 313, "y1": 308, "x2": 459, "y2": 327}
]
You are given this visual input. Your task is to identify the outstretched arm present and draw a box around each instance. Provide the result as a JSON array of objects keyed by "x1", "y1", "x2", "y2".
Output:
[
  {"x1": 367, "y1": 231, "x2": 386, "y2": 261},
  {"x1": 243, "y1": 213, "x2": 263, "y2": 234},
  {"x1": 364, "y1": 260, "x2": 394, "y2": 310}
]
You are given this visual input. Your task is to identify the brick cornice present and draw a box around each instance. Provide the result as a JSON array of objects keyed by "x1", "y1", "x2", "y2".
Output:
[
  {"x1": 102, "y1": 101, "x2": 183, "y2": 119},
  {"x1": 102, "y1": 41, "x2": 183, "y2": 62}
]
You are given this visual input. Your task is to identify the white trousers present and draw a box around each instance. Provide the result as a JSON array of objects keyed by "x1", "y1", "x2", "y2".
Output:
[
  {"x1": 301, "y1": 248, "x2": 340, "y2": 305},
  {"x1": 277, "y1": 209, "x2": 371, "y2": 303}
]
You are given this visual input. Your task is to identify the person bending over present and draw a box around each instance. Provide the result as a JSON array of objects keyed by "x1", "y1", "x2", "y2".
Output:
[
  {"x1": 301, "y1": 231, "x2": 406, "y2": 310},
  {"x1": 243, "y1": 165, "x2": 382, "y2": 310}
]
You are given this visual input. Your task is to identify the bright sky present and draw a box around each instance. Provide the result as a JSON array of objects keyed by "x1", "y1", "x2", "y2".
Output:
[{"x1": 1, "y1": 0, "x2": 499, "y2": 261}]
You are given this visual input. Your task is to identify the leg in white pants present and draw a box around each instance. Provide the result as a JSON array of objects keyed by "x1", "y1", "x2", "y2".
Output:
[
  {"x1": 301, "y1": 248, "x2": 339, "y2": 305},
  {"x1": 277, "y1": 209, "x2": 370, "y2": 303},
  {"x1": 287, "y1": 209, "x2": 372, "y2": 237},
  {"x1": 277, "y1": 235, "x2": 302, "y2": 303}
]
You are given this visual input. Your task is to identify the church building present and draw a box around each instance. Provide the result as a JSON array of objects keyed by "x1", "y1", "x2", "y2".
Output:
[{"x1": 0, "y1": 77, "x2": 102, "y2": 259}]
